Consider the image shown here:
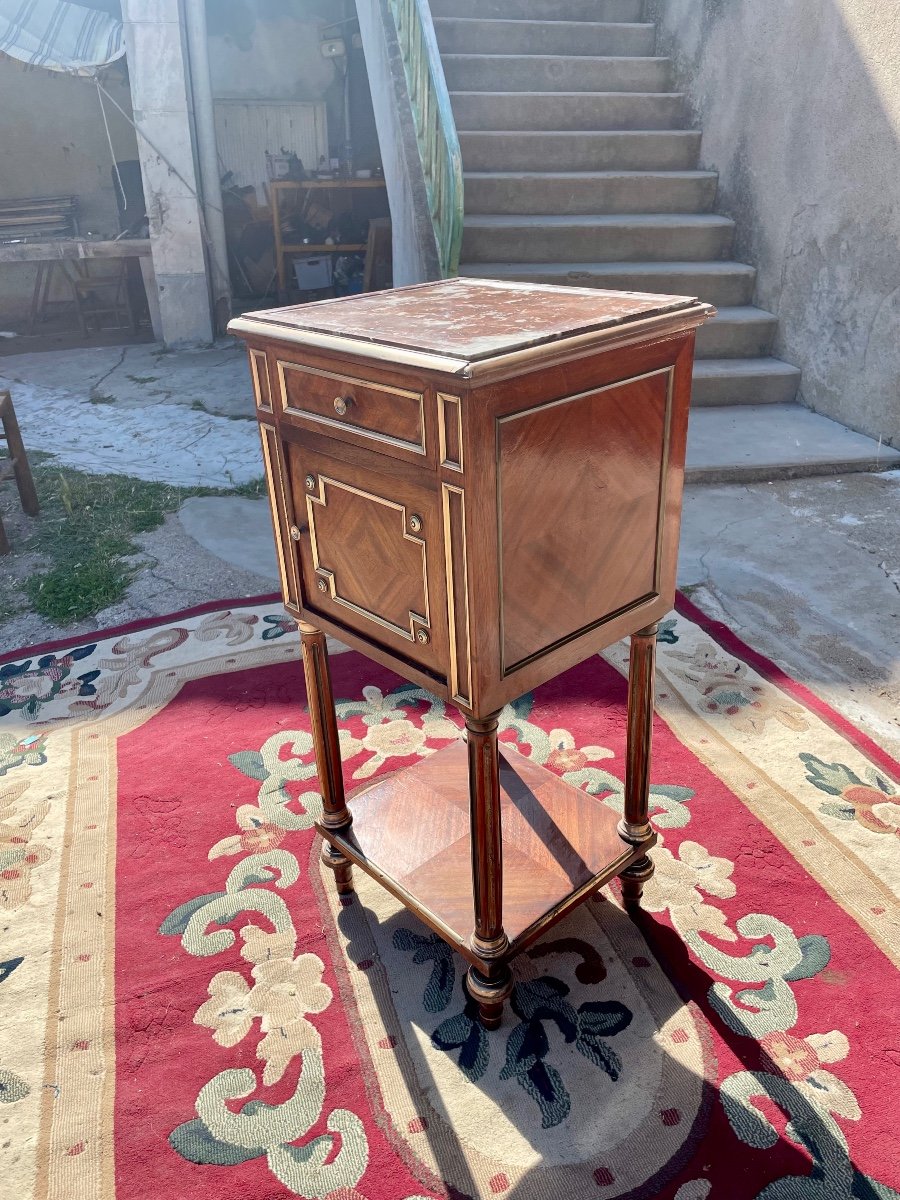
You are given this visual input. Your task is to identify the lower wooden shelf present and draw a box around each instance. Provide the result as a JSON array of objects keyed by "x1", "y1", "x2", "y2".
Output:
[{"x1": 320, "y1": 739, "x2": 652, "y2": 965}]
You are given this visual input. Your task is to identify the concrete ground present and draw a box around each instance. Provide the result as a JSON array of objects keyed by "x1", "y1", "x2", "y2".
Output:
[
  {"x1": 1, "y1": 340, "x2": 897, "y2": 762},
  {"x1": 4, "y1": 467, "x2": 897, "y2": 760},
  {"x1": 2, "y1": 337, "x2": 897, "y2": 489},
  {"x1": 679, "y1": 472, "x2": 900, "y2": 759},
  {"x1": 0, "y1": 340, "x2": 260, "y2": 489},
  {"x1": 172, "y1": 472, "x2": 900, "y2": 759}
]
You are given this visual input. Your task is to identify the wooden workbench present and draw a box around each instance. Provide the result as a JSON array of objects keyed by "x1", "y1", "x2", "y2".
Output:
[{"x1": 0, "y1": 238, "x2": 159, "y2": 339}]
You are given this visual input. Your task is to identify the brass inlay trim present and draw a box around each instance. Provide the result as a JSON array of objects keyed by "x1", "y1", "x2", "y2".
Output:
[
  {"x1": 259, "y1": 424, "x2": 296, "y2": 606},
  {"x1": 653, "y1": 368, "x2": 675, "y2": 593},
  {"x1": 277, "y1": 360, "x2": 426, "y2": 455},
  {"x1": 307, "y1": 474, "x2": 430, "y2": 642},
  {"x1": 441, "y1": 482, "x2": 472, "y2": 706},
  {"x1": 249, "y1": 348, "x2": 272, "y2": 411},
  {"x1": 496, "y1": 366, "x2": 673, "y2": 676},
  {"x1": 274, "y1": 432, "x2": 303, "y2": 605},
  {"x1": 437, "y1": 392, "x2": 464, "y2": 472}
]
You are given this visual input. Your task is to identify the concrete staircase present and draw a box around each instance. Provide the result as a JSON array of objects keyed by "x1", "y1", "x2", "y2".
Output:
[
  {"x1": 414, "y1": 0, "x2": 900, "y2": 479},
  {"x1": 432, "y1": 0, "x2": 801, "y2": 420}
]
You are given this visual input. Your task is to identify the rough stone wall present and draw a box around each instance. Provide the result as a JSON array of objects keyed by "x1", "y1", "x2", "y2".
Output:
[{"x1": 648, "y1": 0, "x2": 900, "y2": 444}]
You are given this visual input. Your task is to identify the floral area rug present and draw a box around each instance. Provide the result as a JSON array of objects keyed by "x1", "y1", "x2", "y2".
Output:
[{"x1": 1, "y1": 595, "x2": 898, "y2": 1200}]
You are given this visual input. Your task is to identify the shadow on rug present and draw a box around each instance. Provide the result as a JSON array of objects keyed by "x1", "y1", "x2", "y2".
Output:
[{"x1": 0, "y1": 596, "x2": 898, "y2": 1200}]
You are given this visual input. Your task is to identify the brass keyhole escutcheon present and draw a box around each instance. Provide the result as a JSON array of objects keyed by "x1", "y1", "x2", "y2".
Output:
[
  {"x1": 333, "y1": 396, "x2": 352, "y2": 416},
  {"x1": 409, "y1": 513, "x2": 423, "y2": 534},
  {"x1": 416, "y1": 628, "x2": 430, "y2": 645},
  {"x1": 317, "y1": 578, "x2": 328, "y2": 593},
  {"x1": 289, "y1": 525, "x2": 302, "y2": 541},
  {"x1": 305, "y1": 474, "x2": 316, "y2": 491}
]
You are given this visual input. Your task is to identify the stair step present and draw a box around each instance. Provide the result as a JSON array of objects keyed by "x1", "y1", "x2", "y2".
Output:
[
  {"x1": 431, "y1": 0, "x2": 645, "y2": 20},
  {"x1": 461, "y1": 213, "x2": 734, "y2": 263},
  {"x1": 459, "y1": 260, "x2": 757, "y2": 306},
  {"x1": 451, "y1": 91, "x2": 687, "y2": 131},
  {"x1": 435, "y1": 18, "x2": 656, "y2": 57},
  {"x1": 443, "y1": 54, "x2": 672, "y2": 94},
  {"x1": 459, "y1": 130, "x2": 702, "y2": 171},
  {"x1": 685, "y1": 404, "x2": 900, "y2": 483},
  {"x1": 691, "y1": 358, "x2": 802, "y2": 406},
  {"x1": 695, "y1": 307, "x2": 777, "y2": 359},
  {"x1": 464, "y1": 170, "x2": 717, "y2": 215}
]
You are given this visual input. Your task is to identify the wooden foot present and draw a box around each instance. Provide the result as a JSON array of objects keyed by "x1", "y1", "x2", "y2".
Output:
[
  {"x1": 321, "y1": 839, "x2": 354, "y2": 895},
  {"x1": 620, "y1": 854, "x2": 655, "y2": 912},
  {"x1": 466, "y1": 962, "x2": 513, "y2": 1030}
]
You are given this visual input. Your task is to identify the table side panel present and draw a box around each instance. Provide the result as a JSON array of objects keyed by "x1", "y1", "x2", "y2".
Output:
[
  {"x1": 498, "y1": 368, "x2": 670, "y2": 671},
  {"x1": 464, "y1": 334, "x2": 695, "y2": 713}
]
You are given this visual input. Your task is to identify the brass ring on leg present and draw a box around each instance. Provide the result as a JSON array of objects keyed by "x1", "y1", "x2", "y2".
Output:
[
  {"x1": 465, "y1": 962, "x2": 513, "y2": 1031},
  {"x1": 321, "y1": 838, "x2": 354, "y2": 895}
]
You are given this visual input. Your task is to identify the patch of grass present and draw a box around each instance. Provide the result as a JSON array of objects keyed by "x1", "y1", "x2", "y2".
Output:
[
  {"x1": 25, "y1": 558, "x2": 132, "y2": 622},
  {"x1": 89, "y1": 389, "x2": 116, "y2": 405},
  {"x1": 15, "y1": 467, "x2": 267, "y2": 624},
  {"x1": 231, "y1": 476, "x2": 266, "y2": 500},
  {"x1": 125, "y1": 374, "x2": 158, "y2": 384}
]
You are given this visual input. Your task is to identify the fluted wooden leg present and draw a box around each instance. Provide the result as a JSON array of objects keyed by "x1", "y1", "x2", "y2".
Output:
[
  {"x1": 619, "y1": 622, "x2": 659, "y2": 911},
  {"x1": 299, "y1": 620, "x2": 354, "y2": 895},
  {"x1": 466, "y1": 713, "x2": 512, "y2": 1028}
]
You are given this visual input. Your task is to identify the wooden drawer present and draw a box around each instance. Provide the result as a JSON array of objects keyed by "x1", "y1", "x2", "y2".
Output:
[
  {"x1": 287, "y1": 443, "x2": 447, "y2": 677},
  {"x1": 277, "y1": 359, "x2": 426, "y2": 457}
]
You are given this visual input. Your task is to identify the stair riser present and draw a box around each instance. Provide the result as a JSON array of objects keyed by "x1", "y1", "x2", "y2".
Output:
[
  {"x1": 459, "y1": 131, "x2": 701, "y2": 171},
  {"x1": 691, "y1": 371, "x2": 801, "y2": 406},
  {"x1": 462, "y1": 224, "x2": 734, "y2": 263},
  {"x1": 452, "y1": 92, "x2": 686, "y2": 131},
  {"x1": 465, "y1": 174, "x2": 717, "y2": 215},
  {"x1": 695, "y1": 318, "x2": 775, "y2": 359},
  {"x1": 435, "y1": 20, "x2": 656, "y2": 57},
  {"x1": 460, "y1": 263, "x2": 757, "y2": 306},
  {"x1": 432, "y1": 0, "x2": 644, "y2": 20},
  {"x1": 443, "y1": 56, "x2": 671, "y2": 94}
]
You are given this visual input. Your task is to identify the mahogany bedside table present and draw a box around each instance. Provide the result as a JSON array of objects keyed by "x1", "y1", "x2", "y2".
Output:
[{"x1": 229, "y1": 278, "x2": 713, "y2": 1028}]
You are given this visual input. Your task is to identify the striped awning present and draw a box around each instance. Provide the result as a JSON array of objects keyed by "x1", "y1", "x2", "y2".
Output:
[{"x1": 0, "y1": 0, "x2": 124, "y2": 74}]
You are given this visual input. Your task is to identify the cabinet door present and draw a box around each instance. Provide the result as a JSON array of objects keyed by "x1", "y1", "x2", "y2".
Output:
[{"x1": 287, "y1": 444, "x2": 447, "y2": 676}]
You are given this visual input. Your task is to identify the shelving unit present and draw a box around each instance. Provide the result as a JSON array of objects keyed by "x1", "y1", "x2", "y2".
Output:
[{"x1": 270, "y1": 179, "x2": 387, "y2": 297}]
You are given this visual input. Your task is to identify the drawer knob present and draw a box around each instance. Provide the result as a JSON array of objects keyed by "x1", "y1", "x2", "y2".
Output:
[
  {"x1": 305, "y1": 474, "x2": 316, "y2": 491},
  {"x1": 333, "y1": 395, "x2": 352, "y2": 416},
  {"x1": 317, "y1": 578, "x2": 328, "y2": 593},
  {"x1": 289, "y1": 524, "x2": 302, "y2": 541},
  {"x1": 416, "y1": 628, "x2": 430, "y2": 645},
  {"x1": 409, "y1": 513, "x2": 423, "y2": 534}
]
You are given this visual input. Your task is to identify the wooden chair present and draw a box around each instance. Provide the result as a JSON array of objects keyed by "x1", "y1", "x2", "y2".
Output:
[
  {"x1": 71, "y1": 258, "x2": 138, "y2": 335},
  {"x1": 0, "y1": 390, "x2": 39, "y2": 555}
]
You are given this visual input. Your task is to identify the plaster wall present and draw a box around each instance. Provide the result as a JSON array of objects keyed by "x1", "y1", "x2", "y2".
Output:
[
  {"x1": 0, "y1": 59, "x2": 137, "y2": 321},
  {"x1": 648, "y1": 0, "x2": 900, "y2": 444},
  {"x1": 205, "y1": 0, "x2": 379, "y2": 167}
]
